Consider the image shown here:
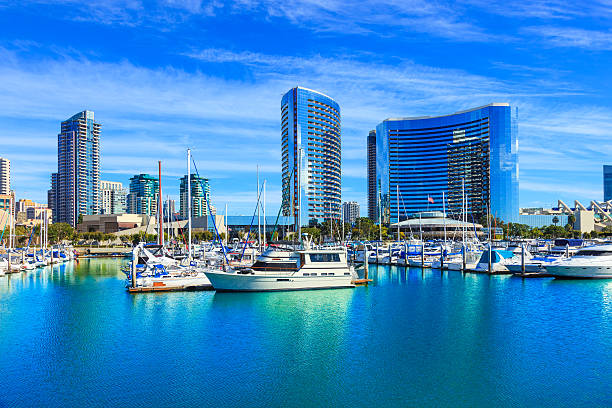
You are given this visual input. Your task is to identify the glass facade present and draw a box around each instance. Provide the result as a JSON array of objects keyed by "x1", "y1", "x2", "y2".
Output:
[
  {"x1": 53, "y1": 110, "x2": 101, "y2": 226},
  {"x1": 604, "y1": 165, "x2": 612, "y2": 201},
  {"x1": 127, "y1": 174, "x2": 159, "y2": 215},
  {"x1": 367, "y1": 130, "x2": 377, "y2": 220},
  {"x1": 179, "y1": 174, "x2": 210, "y2": 219},
  {"x1": 281, "y1": 87, "x2": 341, "y2": 225},
  {"x1": 376, "y1": 104, "x2": 518, "y2": 223}
]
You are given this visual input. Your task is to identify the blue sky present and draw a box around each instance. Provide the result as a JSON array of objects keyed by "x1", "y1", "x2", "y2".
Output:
[{"x1": 0, "y1": 0, "x2": 611, "y2": 215}]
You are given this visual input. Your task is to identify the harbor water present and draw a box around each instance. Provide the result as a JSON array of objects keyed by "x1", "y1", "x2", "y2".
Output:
[{"x1": 1, "y1": 258, "x2": 611, "y2": 407}]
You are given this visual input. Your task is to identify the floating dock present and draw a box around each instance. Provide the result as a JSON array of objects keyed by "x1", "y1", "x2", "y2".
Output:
[{"x1": 128, "y1": 284, "x2": 214, "y2": 293}]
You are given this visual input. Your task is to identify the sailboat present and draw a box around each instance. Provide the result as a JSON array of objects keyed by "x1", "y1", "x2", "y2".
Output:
[{"x1": 124, "y1": 151, "x2": 212, "y2": 292}]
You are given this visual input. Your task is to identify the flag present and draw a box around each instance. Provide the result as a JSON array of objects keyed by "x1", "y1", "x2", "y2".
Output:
[{"x1": 427, "y1": 195, "x2": 435, "y2": 204}]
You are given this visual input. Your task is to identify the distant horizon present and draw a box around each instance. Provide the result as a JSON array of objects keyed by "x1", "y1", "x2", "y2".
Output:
[{"x1": 1, "y1": 1, "x2": 611, "y2": 217}]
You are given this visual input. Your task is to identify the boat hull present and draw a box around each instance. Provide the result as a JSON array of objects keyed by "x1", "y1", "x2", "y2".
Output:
[
  {"x1": 546, "y1": 265, "x2": 612, "y2": 279},
  {"x1": 204, "y1": 271, "x2": 355, "y2": 292}
]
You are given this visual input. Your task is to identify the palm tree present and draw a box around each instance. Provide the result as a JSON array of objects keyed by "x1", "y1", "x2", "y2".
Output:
[{"x1": 552, "y1": 216, "x2": 559, "y2": 226}]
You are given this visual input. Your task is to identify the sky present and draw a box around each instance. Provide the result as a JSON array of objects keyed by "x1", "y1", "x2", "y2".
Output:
[{"x1": 0, "y1": 0, "x2": 611, "y2": 216}]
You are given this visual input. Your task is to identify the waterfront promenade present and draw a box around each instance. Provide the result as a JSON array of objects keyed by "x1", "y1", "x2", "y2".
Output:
[{"x1": 1, "y1": 259, "x2": 611, "y2": 407}]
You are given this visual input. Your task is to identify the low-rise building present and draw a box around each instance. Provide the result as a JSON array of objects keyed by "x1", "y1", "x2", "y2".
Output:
[{"x1": 77, "y1": 214, "x2": 153, "y2": 234}]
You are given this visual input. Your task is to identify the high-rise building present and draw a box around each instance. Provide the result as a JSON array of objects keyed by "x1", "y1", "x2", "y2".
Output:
[
  {"x1": 0, "y1": 157, "x2": 10, "y2": 195},
  {"x1": 375, "y1": 103, "x2": 518, "y2": 223},
  {"x1": 179, "y1": 174, "x2": 210, "y2": 219},
  {"x1": 163, "y1": 199, "x2": 176, "y2": 221},
  {"x1": 604, "y1": 165, "x2": 612, "y2": 201},
  {"x1": 100, "y1": 180, "x2": 126, "y2": 215},
  {"x1": 342, "y1": 201, "x2": 360, "y2": 225},
  {"x1": 48, "y1": 172, "x2": 58, "y2": 222},
  {"x1": 15, "y1": 199, "x2": 46, "y2": 213},
  {"x1": 49, "y1": 110, "x2": 101, "y2": 226},
  {"x1": 127, "y1": 174, "x2": 159, "y2": 215},
  {"x1": 281, "y1": 87, "x2": 341, "y2": 225},
  {"x1": 367, "y1": 130, "x2": 377, "y2": 221}
]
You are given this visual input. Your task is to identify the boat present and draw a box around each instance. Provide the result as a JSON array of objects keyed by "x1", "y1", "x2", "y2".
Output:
[
  {"x1": 472, "y1": 247, "x2": 514, "y2": 273},
  {"x1": 204, "y1": 246, "x2": 356, "y2": 292},
  {"x1": 546, "y1": 244, "x2": 612, "y2": 279}
]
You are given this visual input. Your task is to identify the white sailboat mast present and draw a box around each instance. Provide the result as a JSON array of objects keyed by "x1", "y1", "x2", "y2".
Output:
[{"x1": 187, "y1": 148, "x2": 192, "y2": 260}]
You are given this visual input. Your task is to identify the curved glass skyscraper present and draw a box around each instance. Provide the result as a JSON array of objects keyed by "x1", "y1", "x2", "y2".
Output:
[
  {"x1": 375, "y1": 103, "x2": 518, "y2": 223},
  {"x1": 281, "y1": 87, "x2": 341, "y2": 225}
]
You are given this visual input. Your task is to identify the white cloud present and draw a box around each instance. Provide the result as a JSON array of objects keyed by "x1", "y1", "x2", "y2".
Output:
[{"x1": 523, "y1": 26, "x2": 612, "y2": 51}]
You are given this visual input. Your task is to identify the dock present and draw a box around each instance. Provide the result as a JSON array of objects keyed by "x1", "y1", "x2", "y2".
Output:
[
  {"x1": 128, "y1": 284, "x2": 214, "y2": 293},
  {"x1": 352, "y1": 278, "x2": 373, "y2": 285}
]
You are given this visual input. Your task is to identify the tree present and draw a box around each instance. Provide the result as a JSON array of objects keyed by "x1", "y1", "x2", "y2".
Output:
[
  {"x1": 48, "y1": 223, "x2": 76, "y2": 243},
  {"x1": 552, "y1": 216, "x2": 559, "y2": 226},
  {"x1": 568, "y1": 214, "x2": 576, "y2": 228}
]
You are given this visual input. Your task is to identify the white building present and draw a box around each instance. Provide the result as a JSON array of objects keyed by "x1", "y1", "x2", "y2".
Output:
[
  {"x1": 100, "y1": 180, "x2": 126, "y2": 215},
  {"x1": 0, "y1": 157, "x2": 10, "y2": 195},
  {"x1": 342, "y1": 201, "x2": 360, "y2": 225}
]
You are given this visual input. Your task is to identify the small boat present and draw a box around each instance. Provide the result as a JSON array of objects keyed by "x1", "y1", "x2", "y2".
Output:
[
  {"x1": 546, "y1": 244, "x2": 612, "y2": 279},
  {"x1": 124, "y1": 243, "x2": 212, "y2": 291},
  {"x1": 472, "y1": 247, "x2": 514, "y2": 273},
  {"x1": 204, "y1": 246, "x2": 356, "y2": 292}
]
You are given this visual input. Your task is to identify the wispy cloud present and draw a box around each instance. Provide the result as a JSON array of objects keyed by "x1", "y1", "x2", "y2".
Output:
[{"x1": 523, "y1": 26, "x2": 612, "y2": 51}]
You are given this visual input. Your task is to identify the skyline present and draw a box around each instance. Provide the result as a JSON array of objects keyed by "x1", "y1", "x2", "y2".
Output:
[{"x1": 1, "y1": 1, "x2": 611, "y2": 215}]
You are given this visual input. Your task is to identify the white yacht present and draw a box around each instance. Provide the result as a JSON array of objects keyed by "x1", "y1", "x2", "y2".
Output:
[
  {"x1": 204, "y1": 246, "x2": 356, "y2": 292},
  {"x1": 546, "y1": 244, "x2": 612, "y2": 279}
]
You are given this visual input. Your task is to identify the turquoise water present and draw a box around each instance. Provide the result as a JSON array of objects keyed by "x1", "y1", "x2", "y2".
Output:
[{"x1": 1, "y1": 258, "x2": 611, "y2": 407}]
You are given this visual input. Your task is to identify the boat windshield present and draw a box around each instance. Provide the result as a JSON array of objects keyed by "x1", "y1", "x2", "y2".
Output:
[
  {"x1": 575, "y1": 250, "x2": 612, "y2": 256},
  {"x1": 309, "y1": 253, "x2": 341, "y2": 262}
]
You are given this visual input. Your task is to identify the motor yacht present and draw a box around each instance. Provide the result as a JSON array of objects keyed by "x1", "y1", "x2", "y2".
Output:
[
  {"x1": 546, "y1": 244, "x2": 612, "y2": 279},
  {"x1": 204, "y1": 245, "x2": 356, "y2": 292}
]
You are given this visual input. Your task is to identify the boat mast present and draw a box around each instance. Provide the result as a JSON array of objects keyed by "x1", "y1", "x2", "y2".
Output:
[
  {"x1": 462, "y1": 178, "x2": 466, "y2": 244},
  {"x1": 158, "y1": 160, "x2": 163, "y2": 247},
  {"x1": 167, "y1": 195, "x2": 170, "y2": 245},
  {"x1": 378, "y1": 189, "x2": 382, "y2": 242},
  {"x1": 397, "y1": 184, "x2": 400, "y2": 242},
  {"x1": 187, "y1": 148, "x2": 192, "y2": 260},
  {"x1": 263, "y1": 179, "x2": 266, "y2": 250},
  {"x1": 257, "y1": 165, "x2": 261, "y2": 252},
  {"x1": 297, "y1": 148, "x2": 302, "y2": 243},
  {"x1": 442, "y1": 191, "x2": 447, "y2": 247}
]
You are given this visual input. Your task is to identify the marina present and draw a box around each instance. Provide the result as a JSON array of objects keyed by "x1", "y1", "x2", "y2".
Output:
[{"x1": 1, "y1": 257, "x2": 611, "y2": 407}]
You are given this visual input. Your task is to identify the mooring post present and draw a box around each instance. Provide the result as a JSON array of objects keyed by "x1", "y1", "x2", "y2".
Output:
[
  {"x1": 488, "y1": 244, "x2": 492, "y2": 274},
  {"x1": 364, "y1": 246, "x2": 369, "y2": 280},
  {"x1": 521, "y1": 242, "x2": 525, "y2": 274},
  {"x1": 131, "y1": 246, "x2": 138, "y2": 288},
  {"x1": 421, "y1": 242, "x2": 425, "y2": 269}
]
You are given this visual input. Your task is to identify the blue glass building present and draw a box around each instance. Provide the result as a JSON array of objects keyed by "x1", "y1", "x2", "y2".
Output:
[
  {"x1": 127, "y1": 174, "x2": 159, "y2": 215},
  {"x1": 375, "y1": 104, "x2": 518, "y2": 223},
  {"x1": 603, "y1": 165, "x2": 612, "y2": 201},
  {"x1": 281, "y1": 87, "x2": 341, "y2": 225},
  {"x1": 51, "y1": 110, "x2": 101, "y2": 226},
  {"x1": 179, "y1": 174, "x2": 210, "y2": 219}
]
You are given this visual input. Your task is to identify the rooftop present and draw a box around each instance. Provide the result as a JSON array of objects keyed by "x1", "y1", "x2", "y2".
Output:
[{"x1": 384, "y1": 103, "x2": 510, "y2": 122}]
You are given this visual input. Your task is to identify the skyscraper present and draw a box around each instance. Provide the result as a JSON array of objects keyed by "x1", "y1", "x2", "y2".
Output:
[
  {"x1": 367, "y1": 130, "x2": 377, "y2": 221},
  {"x1": 342, "y1": 201, "x2": 360, "y2": 225},
  {"x1": 0, "y1": 157, "x2": 10, "y2": 195},
  {"x1": 180, "y1": 174, "x2": 210, "y2": 219},
  {"x1": 281, "y1": 87, "x2": 341, "y2": 226},
  {"x1": 604, "y1": 165, "x2": 612, "y2": 201},
  {"x1": 100, "y1": 180, "x2": 127, "y2": 214},
  {"x1": 48, "y1": 172, "x2": 58, "y2": 222},
  {"x1": 127, "y1": 174, "x2": 158, "y2": 215},
  {"x1": 50, "y1": 110, "x2": 101, "y2": 226},
  {"x1": 375, "y1": 104, "x2": 518, "y2": 223}
]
